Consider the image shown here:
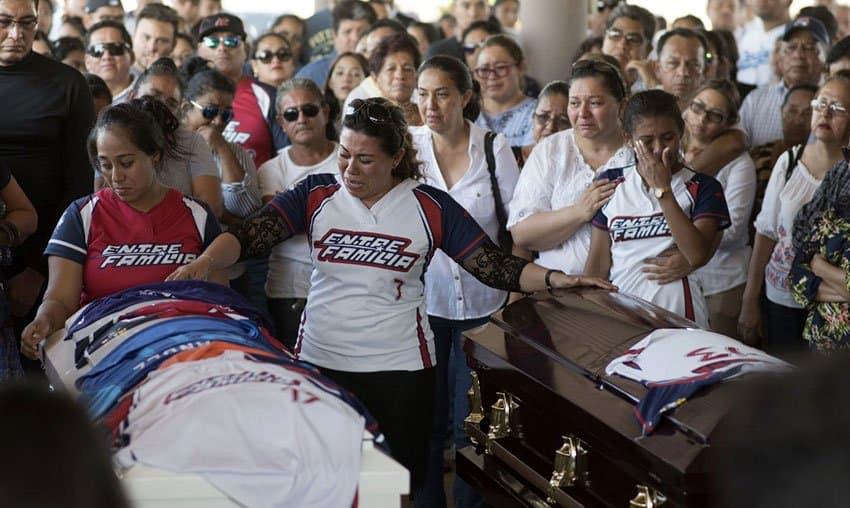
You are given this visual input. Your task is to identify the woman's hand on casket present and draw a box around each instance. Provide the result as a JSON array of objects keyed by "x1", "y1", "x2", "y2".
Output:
[
  {"x1": 166, "y1": 254, "x2": 213, "y2": 282},
  {"x1": 551, "y1": 272, "x2": 618, "y2": 292},
  {"x1": 21, "y1": 315, "x2": 52, "y2": 360}
]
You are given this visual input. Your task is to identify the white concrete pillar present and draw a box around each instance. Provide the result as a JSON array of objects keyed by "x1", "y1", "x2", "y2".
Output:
[{"x1": 519, "y1": 0, "x2": 587, "y2": 84}]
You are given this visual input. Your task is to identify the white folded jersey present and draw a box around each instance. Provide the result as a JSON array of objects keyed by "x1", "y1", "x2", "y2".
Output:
[
  {"x1": 115, "y1": 350, "x2": 365, "y2": 508},
  {"x1": 605, "y1": 328, "x2": 792, "y2": 386}
]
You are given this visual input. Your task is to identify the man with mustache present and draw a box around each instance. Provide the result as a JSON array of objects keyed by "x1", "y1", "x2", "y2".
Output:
[{"x1": 740, "y1": 16, "x2": 828, "y2": 147}]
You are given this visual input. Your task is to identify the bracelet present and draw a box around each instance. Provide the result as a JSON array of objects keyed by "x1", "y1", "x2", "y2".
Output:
[{"x1": 544, "y1": 269, "x2": 559, "y2": 295}]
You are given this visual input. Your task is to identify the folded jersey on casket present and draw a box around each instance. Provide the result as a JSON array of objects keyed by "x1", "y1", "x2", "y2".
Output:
[{"x1": 605, "y1": 328, "x2": 792, "y2": 434}]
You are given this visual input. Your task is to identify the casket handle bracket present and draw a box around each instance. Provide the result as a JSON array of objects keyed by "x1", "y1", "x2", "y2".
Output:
[
  {"x1": 629, "y1": 484, "x2": 667, "y2": 508},
  {"x1": 485, "y1": 391, "x2": 521, "y2": 454},
  {"x1": 546, "y1": 435, "x2": 589, "y2": 504},
  {"x1": 464, "y1": 371, "x2": 485, "y2": 445}
]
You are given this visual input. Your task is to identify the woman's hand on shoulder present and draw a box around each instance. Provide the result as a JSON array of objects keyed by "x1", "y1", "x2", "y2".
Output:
[{"x1": 577, "y1": 179, "x2": 619, "y2": 221}]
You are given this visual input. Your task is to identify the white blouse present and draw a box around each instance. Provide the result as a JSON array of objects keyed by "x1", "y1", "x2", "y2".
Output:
[
  {"x1": 753, "y1": 147, "x2": 823, "y2": 308},
  {"x1": 257, "y1": 144, "x2": 339, "y2": 299},
  {"x1": 694, "y1": 151, "x2": 757, "y2": 295},
  {"x1": 507, "y1": 128, "x2": 633, "y2": 274},
  {"x1": 411, "y1": 121, "x2": 520, "y2": 320}
]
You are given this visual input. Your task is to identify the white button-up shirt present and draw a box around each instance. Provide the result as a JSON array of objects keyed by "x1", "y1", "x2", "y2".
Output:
[
  {"x1": 411, "y1": 121, "x2": 520, "y2": 320},
  {"x1": 507, "y1": 129, "x2": 633, "y2": 274}
]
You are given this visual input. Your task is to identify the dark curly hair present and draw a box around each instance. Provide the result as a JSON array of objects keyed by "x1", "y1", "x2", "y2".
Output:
[
  {"x1": 88, "y1": 96, "x2": 182, "y2": 174},
  {"x1": 342, "y1": 97, "x2": 422, "y2": 181}
]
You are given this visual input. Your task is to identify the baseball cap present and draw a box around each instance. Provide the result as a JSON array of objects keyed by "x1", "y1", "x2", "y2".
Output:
[
  {"x1": 782, "y1": 16, "x2": 830, "y2": 47},
  {"x1": 197, "y1": 14, "x2": 246, "y2": 40},
  {"x1": 85, "y1": 0, "x2": 123, "y2": 14}
]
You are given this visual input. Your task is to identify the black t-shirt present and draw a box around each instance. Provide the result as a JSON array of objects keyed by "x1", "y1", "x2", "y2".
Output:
[{"x1": 0, "y1": 51, "x2": 95, "y2": 274}]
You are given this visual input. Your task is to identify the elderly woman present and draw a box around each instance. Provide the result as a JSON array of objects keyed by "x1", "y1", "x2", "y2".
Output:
[
  {"x1": 740, "y1": 73, "x2": 850, "y2": 352},
  {"x1": 585, "y1": 90, "x2": 730, "y2": 327},
  {"x1": 167, "y1": 97, "x2": 614, "y2": 497},
  {"x1": 366, "y1": 32, "x2": 422, "y2": 126},
  {"x1": 518, "y1": 80, "x2": 571, "y2": 164},
  {"x1": 258, "y1": 78, "x2": 338, "y2": 348}
]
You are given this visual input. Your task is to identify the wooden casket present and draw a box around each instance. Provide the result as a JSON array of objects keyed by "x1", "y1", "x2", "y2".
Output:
[{"x1": 458, "y1": 289, "x2": 741, "y2": 508}]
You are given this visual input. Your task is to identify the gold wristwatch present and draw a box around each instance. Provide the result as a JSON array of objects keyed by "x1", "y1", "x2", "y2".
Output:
[{"x1": 653, "y1": 187, "x2": 671, "y2": 199}]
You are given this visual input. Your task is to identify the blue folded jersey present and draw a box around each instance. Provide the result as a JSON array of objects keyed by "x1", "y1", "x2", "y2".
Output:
[
  {"x1": 67, "y1": 280, "x2": 273, "y2": 337},
  {"x1": 78, "y1": 317, "x2": 279, "y2": 419}
]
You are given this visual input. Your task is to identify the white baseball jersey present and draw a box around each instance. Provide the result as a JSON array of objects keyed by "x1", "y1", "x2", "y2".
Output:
[
  {"x1": 269, "y1": 174, "x2": 489, "y2": 372},
  {"x1": 115, "y1": 350, "x2": 366, "y2": 508},
  {"x1": 592, "y1": 165, "x2": 730, "y2": 328},
  {"x1": 606, "y1": 328, "x2": 792, "y2": 385}
]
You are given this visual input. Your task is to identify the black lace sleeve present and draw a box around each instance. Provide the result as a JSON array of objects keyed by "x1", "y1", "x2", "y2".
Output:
[
  {"x1": 230, "y1": 206, "x2": 294, "y2": 260},
  {"x1": 459, "y1": 239, "x2": 530, "y2": 292}
]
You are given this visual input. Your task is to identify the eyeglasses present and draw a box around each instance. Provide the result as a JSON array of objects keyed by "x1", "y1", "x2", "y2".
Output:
[
  {"x1": 190, "y1": 100, "x2": 234, "y2": 123},
  {"x1": 811, "y1": 98, "x2": 848, "y2": 115},
  {"x1": 533, "y1": 112, "x2": 571, "y2": 130},
  {"x1": 280, "y1": 103, "x2": 321, "y2": 122},
  {"x1": 0, "y1": 16, "x2": 37, "y2": 31},
  {"x1": 202, "y1": 35, "x2": 241, "y2": 49},
  {"x1": 782, "y1": 42, "x2": 819, "y2": 56},
  {"x1": 604, "y1": 28, "x2": 645, "y2": 47},
  {"x1": 473, "y1": 62, "x2": 515, "y2": 80},
  {"x1": 86, "y1": 42, "x2": 131, "y2": 58},
  {"x1": 254, "y1": 49, "x2": 293, "y2": 64},
  {"x1": 462, "y1": 41, "x2": 485, "y2": 55},
  {"x1": 688, "y1": 100, "x2": 726, "y2": 124}
]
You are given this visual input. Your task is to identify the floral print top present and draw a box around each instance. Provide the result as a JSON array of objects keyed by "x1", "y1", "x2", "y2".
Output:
[{"x1": 791, "y1": 207, "x2": 850, "y2": 353}]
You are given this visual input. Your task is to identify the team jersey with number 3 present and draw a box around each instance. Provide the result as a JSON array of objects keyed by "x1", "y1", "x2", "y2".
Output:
[
  {"x1": 592, "y1": 165, "x2": 730, "y2": 327},
  {"x1": 269, "y1": 174, "x2": 489, "y2": 372}
]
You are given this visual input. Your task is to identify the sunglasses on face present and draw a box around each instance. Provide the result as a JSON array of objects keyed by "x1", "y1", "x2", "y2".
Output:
[
  {"x1": 280, "y1": 103, "x2": 321, "y2": 122},
  {"x1": 190, "y1": 100, "x2": 234, "y2": 123},
  {"x1": 473, "y1": 62, "x2": 515, "y2": 80},
  {"x1": 202, "y1": 35, "x2": 241, "y2": 49},
  {"x1": 254, "y1": 49, "x2": 293, "y2": 64},
  {"x1": 86, "y1": 42, "x2": 131, "y2": 58},
  {"x1": 604, "y1": 28, "x2": 645, "y2": 46},
  {"x1": 688, "y1": 100, "x2": 725, "y2": 124},
  {"x1": 462, "y1": 41, "x2": 485, "y2": 55}
]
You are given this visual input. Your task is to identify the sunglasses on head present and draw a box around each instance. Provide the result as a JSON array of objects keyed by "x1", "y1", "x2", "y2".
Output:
[
  {"x1": 344, "y1": 98, "x2": 402, "y2": 126},
  {"x1": 280, "y1": 104, "x2": 321, "y2": 122},
  {"x1": 87, "y1": 42, "x2": 131, "y2": 58},
  {"x1": 190, "y1": 100, "x2": 234, "y2": 123},
  {"x1": 254, "y1": 49, "x2": 293, "y2": 64},
  {"x1": 202, "y1": 35, "x2": 241, "y2": 49},
  {"x1": 571, "y1": 57, "x2": 627, "y2": 98}
]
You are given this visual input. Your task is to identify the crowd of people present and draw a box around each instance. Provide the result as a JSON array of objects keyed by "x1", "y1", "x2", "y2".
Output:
[{"x1": 5, "y1": 0, "x2": 850, "y2": 505}]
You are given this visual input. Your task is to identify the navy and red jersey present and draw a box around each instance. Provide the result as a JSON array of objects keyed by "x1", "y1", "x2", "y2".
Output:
[
  {"x1": 267, "y1": 173, "x2": 489, "y2": 372},
  {"x1": 46, "y1": 188, "x2": 220, "y2": 305}
]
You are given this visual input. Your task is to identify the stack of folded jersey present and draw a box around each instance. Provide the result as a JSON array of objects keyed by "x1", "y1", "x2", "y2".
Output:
[{"x1": 56, "y1": 281, "x2": 380, "y2": 507}]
